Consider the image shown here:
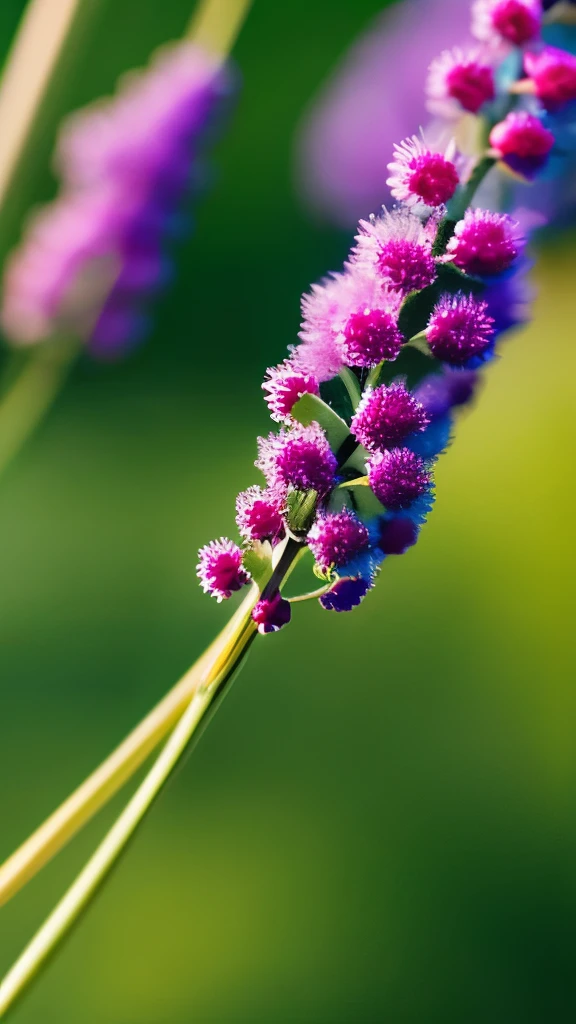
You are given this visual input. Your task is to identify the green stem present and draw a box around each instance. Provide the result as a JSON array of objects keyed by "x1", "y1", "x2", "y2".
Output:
[
  {"x1": 433, "y1": 155, "x2": 496, "y2": 256},
  {"x1": 0, "y1": 593, "x2": 259, "y2": 1019},
  {"x1": 0, "y1": 340, "x2": 79, "y2": 480}
]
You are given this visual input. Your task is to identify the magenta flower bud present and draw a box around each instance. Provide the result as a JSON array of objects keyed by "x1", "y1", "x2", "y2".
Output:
[
  {"x1": 252, "y1": 592, "x2": 292, "y2": 634},
  {"x1": 235, "y1": 486, "x2": 285, "y2": 542},
  {"x1": 307, "y1": 509, "x2": 370, "y2": 572},
  {"x1": 319, "y1": 576, "x2": 372, "y2": 612},
  {"x1": 256, "y1": 422, "x2": 337, "y2": 496},
  {"x1": 351, "y1": 382, "x2": 429, "y2": 452},
  {"x1": 524, "y1": 46, "x2": 576, "y2": 113},
  {"x1": 445, "y1": 209, "x2": 525, "y2": 278},
  {"x1": 427, "y1": 293, "x2": 496, "y2": 366},
  {"x1": 340, "y1": 308, "x2": 404, "y2": 367},
  {"x1": 387, "y1": 135, "x2": 460, "y2": 208},
  {"x1": 472, "y1": 0, "x2": 541, "y2": 47},
  {"x1": 262, "y1": 360, "x2": 319, "y2": 423},
  {"x1": 351, "y1": 208, "x2": 437, "y2": 294},
  {"x1": 368, "y1": 448, "x2": 431, "y2": 511},
  {"x1": 427, "y1": 48, "x2": 496, "y2": 117},
  {"x1": 378, "y1": 516, "x2": 419, "y2": 555},
  {"x1": 490, "y1": 112, "x2": 554, "y2": 179},
  {"x1": 196, "y1": 538, "x2": 250, "y2": 602}
]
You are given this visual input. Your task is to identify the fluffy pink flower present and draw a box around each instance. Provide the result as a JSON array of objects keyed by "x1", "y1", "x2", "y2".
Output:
[
  {"x1": 489, "y1": 111, "x2": 554, "y2": 178},
  {"x1": 196, "y1": 538, "x2": 251, "y2": 602},
  {"x1": 350, "y1": 207, "x2": 438, "y2": 295},
  {"x1": 256, "y1": 422, "x2": 337, "y2": 496},
  {"x1": 445, "y1": 209, "x2": 525, "y2": 276},
  {"x1": 297, "y1": 268, "x2": 403, "y2": 376},
  {"x1": 387, "y1": 135, "x2": 460, "y2": 208},
  {"x1": 235, "y1": 486, "x2": 285, "y2": 542},
  {"x1": 427, "y1": 47, "x2": 496, "y2": 117},
  {"x1": 471, "y1": 0, "x2": 542, "y2": 48},
  {"x1": 524, "y1": 46, "x2": 576, "y2": 112},
  {"x1": 262, "y1": 360, "x2": 319, "y2": 422}
]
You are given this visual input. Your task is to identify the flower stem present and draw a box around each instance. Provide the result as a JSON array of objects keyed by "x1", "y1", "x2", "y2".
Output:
[
  {"x1": 0, "y1": 584, "x2": 258, "y2": 907},
  {"x1": 187, "y1": 0, "x2": 253, "y2": 55},
  {"x1": 0, "y1": 340, "x2": 79, "y2": 480},
  {"x1": 0, "y1": 595, "x2": 258, "y2": 1019}
]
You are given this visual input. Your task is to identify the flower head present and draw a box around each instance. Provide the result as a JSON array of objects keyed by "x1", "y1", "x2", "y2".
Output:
[
  {"x1": 351, "y1": 382, "x2": 429, "y2": 452},
  {"x1": 196, "y1": 538, "x2": 250, "y2": 602},
  {"x1": 368, "y1": 448, "x2": 432, "y2": 511},
  {"x1": 235, "y1": 486, "x2": 285, "y2": 542},
  {"x1": 351, "y1": 208, "x2": 437, "y2": 294},
  {"x1": 426, "y1": 293, "x2": 496, "y2": 366},
  {"x1": 256, "y1": 422, "x2": 337, "y2": 496},
  {"x1": 387, "y1": 135, "x2": 460, "y2": 208},
  {"x1": 298, "y1": 268, "x2": 403, "y2": 374},
  {"x1": 376, "y1": 515, "x2": 420, "y2": 555},
  {"x1": 414, "y1": 368, "x2": 480, "y2": 418},
  {"x1": 307, "y1": 509, "x2": 370, "y2": 572},
  {"x1": 445, "y1": 209, "x2": 525, "y2": 277},
  {"x1": 319, "y1": 576, "x2": 373, "y2": 612},
  {"x1": 262, "y1": 360, "x2": 319, "y2": 422},
  {"x1": 490, "y1": 111, "x2": 555, "y2": 178},
  {"x1": 2, "y1": 43, "x2": 232, "y2": 356},
  {"x1": 471, "y1": 0, "x2": 542, "y2": 47},
  {"x1": 427, "y1": 47, "x2": 496, "y2": 117},
  {"x1": 524, "y1": 46, "x2": 576, "y2": 112},
  {"x1": 252, "y1": 592, "x2": 292, "y2": 633}
]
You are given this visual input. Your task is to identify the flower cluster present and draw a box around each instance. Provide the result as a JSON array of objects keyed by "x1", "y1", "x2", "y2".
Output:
[
  {"x1": 197, "y1": 0, "x2": 574, "y2": 634},
  {"x1": 1, "y1": 43, "x2": 233, "y2": 358}
]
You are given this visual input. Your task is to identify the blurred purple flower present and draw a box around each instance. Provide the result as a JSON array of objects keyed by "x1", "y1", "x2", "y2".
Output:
[
  {"x1": 1, "y1": 42, "x2": 234, "y2": 358},
  {"x1": 295, "y1": 0, "x2": 472, "y2": 227}
]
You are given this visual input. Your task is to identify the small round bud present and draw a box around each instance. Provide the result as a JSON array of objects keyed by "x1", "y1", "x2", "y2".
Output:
[
  {"x1": 308, "y1": 509, "x2": 370, "y2": 573},
  {"x1": 351, "y1": 383, "x2": 429, "y2": 452},
  {"x1": 197, "y1": 538, "x2": 250, "y2": 602},
  {"x1": 446, "y1": 210, "x2": 524, "y2": 278},
  {"x1": 427, "y1": 293, "x2": 495, "y2": 366},
  {"x1": 252, "y1": 592, "x2": 292, "y2": 634},
  {"x1": 387, "y1": 135, "x2": 460, "y2": 208},
  {"x1": 368, "y1": 448, "x2": 431, "y2": 511},
  {"x1": 490, "y1": 112, "x2": 554, "y2": 179}
]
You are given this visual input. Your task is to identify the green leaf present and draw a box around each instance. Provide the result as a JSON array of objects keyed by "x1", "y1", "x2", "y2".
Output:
[
  {"x1": 312, "y1": 562, "x2": 336, "y2": 583},
  {"x1": 291, "y1": 392, "x2": 351, "y2": 453},
  {"x1": 242, "y1": 541, "x2": 273, "y2": 591}
]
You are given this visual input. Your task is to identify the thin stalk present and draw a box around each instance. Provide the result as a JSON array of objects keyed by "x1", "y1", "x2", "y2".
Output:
[
  {"x1": 0, "y1": 600, "x2": 258, "y2": 1019},
  {"x1": 0, "y1": 341, "x2": 79, "y2": 479},
  {"x1": 0, "y1": 585, "x2": 258, "y2": 907},
  {"x1": 0, "y1": 0, "x2": 84, "y2": 209},
  {"x1": 187, "y1": 0, "x2": 253, "y2": 55}
]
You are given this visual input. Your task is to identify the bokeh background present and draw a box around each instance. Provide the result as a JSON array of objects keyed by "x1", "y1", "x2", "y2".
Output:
[{"x1": 0, "y1": 1, "x2": 575, "y2": 1021}]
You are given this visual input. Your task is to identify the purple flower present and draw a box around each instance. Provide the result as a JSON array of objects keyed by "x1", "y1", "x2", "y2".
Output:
[
  {"x1": 351, "y1": 208, "x2": 438, "y2": 294},
  {"x1": 376, "y1": 515, "x2": 420, "y2": 555},
  {"x1": 387, "y1": 135, "x2": 460, "y2": 209},
  {"x1": 196, "y1": 538, "x2": 251, "y2": 602},
  {"x1": 252, "y1": 592, "x2": 292, "y2": 634},
  {"x1": 1, "y1": 43, "x2": 232, "y2": 357},
  {"x1": 445, "y1": 210, "x2": 525, "y2": 277},
  {"x1": 319, "y1": 576, "x2": 373, "y2": 612},
  {"x1": 256, "y1": 422, "x2": 337, "y2": 496},
  {"x1": 307, "y1": 509, "x2": 370, "y2": 572},
  {"x1": 489, "y1": 111, "x2": 555, "y2": 179},
  {"x1": 351, "y1": 382, "x2": 429, "y2": 452},
  {"x1": 414, "y1": 368, "x2": 480, "y2": 418},
  {"x1": 262, "y1": 360, "x2": 319, "y2": 423},
  {"x1": 471, "y1": 0, "x2": 542, "y2": 47},
  {"x1": 235, "y1": 486, "x2": 285, "y2": 542},
  {"x1": 367, "y1": 448, "x2": 432, "y2": 511},
  {"x1": 427, "y1": 47, "x2": 496, "y2": 117},
  {"x1": 426, "y1": 293, "x2": 496, "y2": 366}
]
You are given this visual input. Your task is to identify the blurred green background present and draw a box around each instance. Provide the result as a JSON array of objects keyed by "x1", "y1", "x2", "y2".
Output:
[{"x1": 0, "y1": 1, "x2": 575, "y2": 1021}]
